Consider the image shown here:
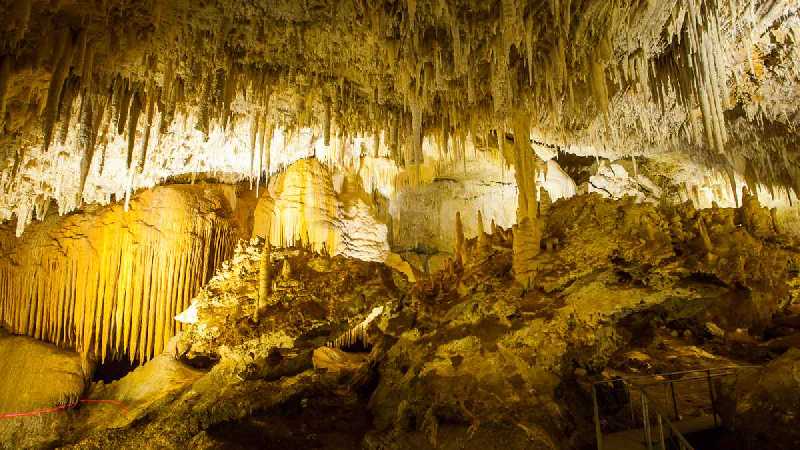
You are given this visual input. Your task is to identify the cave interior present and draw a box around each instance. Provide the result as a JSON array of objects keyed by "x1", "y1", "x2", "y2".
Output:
[{"x1": 0, "y1": 1, "x2": 799, "y2": 449}]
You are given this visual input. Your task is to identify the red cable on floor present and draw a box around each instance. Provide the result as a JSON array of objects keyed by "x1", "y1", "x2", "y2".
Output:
[{"x1": 0, "y1": 399, "x2": 129, "y2": 419}]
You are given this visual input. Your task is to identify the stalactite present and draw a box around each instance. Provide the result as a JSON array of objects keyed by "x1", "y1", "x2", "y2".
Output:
[
  {"x1": 42, "y1": 29, "x2": 76, "y2": 152},
  {"x1": 327, "y1": 306, "x2": 384, "y2": 350},
  {"x1": 126, "y1": 89, "x2": 142, "y2": 170},
  {"x1": 197, "y1": 75, "x2": 212, "y2": 138},
  {"x1": 323, "y1": 97, "x2": 332, "y2": 146},
  {"x1": 250, "y1": 113, "x2": 261, "y2": 179},
  {"x1": 139, "y1": 88, "x2": 157, "y2": 173},
  {"x1": 58, "y1": 77, "x2": 78, "y2": 145},
  {"x1": 0, "y1": 0, "x2": 796, "y2": 236},
  {"x1": 9, "y1": 0, "x2": 33, "y2": 45},
  {"x1": 110, "y1": 76, "x2": 122, "y2": 129},
  {"x1": 262, "y1": 123, "x2": 272, "y2": 179},
  {"x1": 77, "y1": 98, "x2": 94, "y2": 197},
  {"x1": 411, "y1": 101, "x2": 423, "y2": 165},
  {"x1": 97, "y1": 95, "x2": 113, "y2": 175},
  {"x1": 159, "y1": 77, "x2": 177, "y2": 134}
]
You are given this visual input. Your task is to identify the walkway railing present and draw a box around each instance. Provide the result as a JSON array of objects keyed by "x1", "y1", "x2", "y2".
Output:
[{"x1": 591, "y1": 366, "x2": 760, "y2": 450}]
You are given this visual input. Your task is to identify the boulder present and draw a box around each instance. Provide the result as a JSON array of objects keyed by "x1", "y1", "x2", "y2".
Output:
[
  {"x1": 0, "y1": 333, "x2": 87, "y2": 413},
  {"x1": 0, "y1": 332, "x2": 88, "y2": 449},
  {"x1": 717, "y1": 348, "x2": 800, "y2": 448},
  {"x1": 83, "y1": 354, "x2": 204, "y2": 430},
  {"x1": 312, "y1": 347, "x2": 368, "y2": 373}
]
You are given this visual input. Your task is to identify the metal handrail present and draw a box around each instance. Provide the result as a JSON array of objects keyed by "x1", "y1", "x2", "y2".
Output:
[
  {"x1": 592, "y1": 380, "x2": 695, "y2": 450},
  {"x1": 592, "y1": 365, "x2": 760, "y2": 450},
  {"x1": 639, "y1": 383, "x2": 696, "y2": 450},
  {"x1": 620, "y1": 365, "x2": 760, "y2": 383}
]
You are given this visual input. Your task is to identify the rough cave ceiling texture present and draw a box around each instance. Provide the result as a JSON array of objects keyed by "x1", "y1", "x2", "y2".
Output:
[{"x1": 1, "y1": 0, "x2": 799, "y2": 234}]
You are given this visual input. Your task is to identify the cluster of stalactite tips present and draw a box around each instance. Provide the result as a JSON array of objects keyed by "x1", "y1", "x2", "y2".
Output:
[
  {"x1": 0, "y1": 0, "x2": 798, "y2": 228},
  {"x1": 0, "y1": 187, "x2": 238, "y2": 363}
]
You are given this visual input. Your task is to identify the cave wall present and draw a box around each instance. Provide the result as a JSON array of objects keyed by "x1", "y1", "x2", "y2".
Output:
[{"x1": 389, "y1": 157, "x2": 517, "y2": 254}]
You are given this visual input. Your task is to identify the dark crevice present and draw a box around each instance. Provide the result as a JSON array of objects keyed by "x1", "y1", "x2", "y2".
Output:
[{"x1": 92, "y1": 357, "x2": 138, "y2": 383}]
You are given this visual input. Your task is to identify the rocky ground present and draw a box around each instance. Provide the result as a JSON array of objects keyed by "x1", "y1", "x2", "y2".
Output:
[{"x1": 1, "y1": 192, "x2": 798, "y2": 450}]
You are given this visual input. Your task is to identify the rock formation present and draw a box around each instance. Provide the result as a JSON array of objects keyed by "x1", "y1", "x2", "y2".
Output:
[
  {"x1": 255, "y1": 239, "x2": 272, "y2": 322},
  {"x1": 0, "y1": 330, "x2": 89, "y2": 448},
  {"x1": 0, "y1": 185, "x2": 240, "y2": 362},
  {"x1": 718, "y1": 349, "x2": 800, "y2": 449},
  {"x1": 252, "y1": 158, "x2": 390, "y2": 262}
]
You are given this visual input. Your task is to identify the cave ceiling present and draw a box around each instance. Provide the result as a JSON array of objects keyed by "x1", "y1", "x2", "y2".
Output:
[{"x1": 0, "y1": 0, "x2": 799, "y2": 228}]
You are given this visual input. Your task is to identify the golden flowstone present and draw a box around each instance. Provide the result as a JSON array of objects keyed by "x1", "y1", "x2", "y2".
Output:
[{"x1": 0, "y1": 186, "x2": 238, "y2": 363}]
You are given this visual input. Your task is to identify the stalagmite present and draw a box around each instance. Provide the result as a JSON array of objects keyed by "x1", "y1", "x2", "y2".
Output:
[
  {"x1": 0, "y1": 0, "x2": 796, "y2": 380},
  {"x1": 476, "y1": 210, "x2": 491, "y2": 258},
  {"x1": 255, "y1": 240, "x2": 272, "y2": 322},
  {"x1": 697, "y1": 217, "x2": 714, "y2": 253},
  {"x1": 280, "y1": 257, "x2": 292, "y2": 280},
  {"x1": 538, "y1": 187, "x2": 552, "y2": 217},
  {"x1": 454, "y1": 211, "x2": 465, "y2": 267}
]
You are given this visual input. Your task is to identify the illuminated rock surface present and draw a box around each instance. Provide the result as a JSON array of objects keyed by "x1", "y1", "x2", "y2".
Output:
[
  {"x1": 0, "y1": 192, "x2": 789, "y2": 449},
  {"x1": 0, "y1": 184, "x2": 241, "y2": 362},
  {"x1": 253, "y1": 158, "x2": 390, "y2": 261},
  {"x1": 0, "y1": 329, "x2": 87, "y2": 448}
]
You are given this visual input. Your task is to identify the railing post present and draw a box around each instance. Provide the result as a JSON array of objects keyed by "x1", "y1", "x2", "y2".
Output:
[
  {"x1": 657, "y1": 414, "x2": 666, "y2": 450},
  {"x1": 706, "y1": 369, "x2": 718, "y2": 427},
  {"x1": 626, "y1": 382, "x2": 636, "y2": 425},
  {"x1": 670, "y1": 381, "x2": 680, "y2": 421},
  {"x1": 642, "y1": 394, "x2": 653, "y2": 450},
  {"x1": 592, "y1": 384, "x2": 603, "y2": 450}
]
